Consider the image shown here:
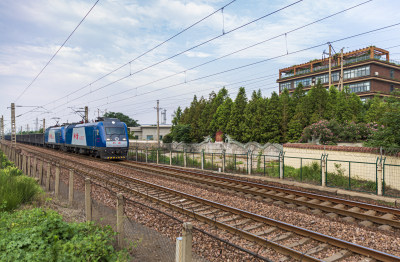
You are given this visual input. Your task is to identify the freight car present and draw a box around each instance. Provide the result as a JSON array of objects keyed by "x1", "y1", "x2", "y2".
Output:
[{"x1": 4, "y1": 118, "x2": 129, "y2": 160}]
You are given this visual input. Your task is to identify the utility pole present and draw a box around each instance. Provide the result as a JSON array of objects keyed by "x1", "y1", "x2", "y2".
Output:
[
  {"x1": 0, "y1": 115, "x2": 4, "y2": 140},
  {"x1": 328, "y1": 43, "x2": 332, "y2": 88},
  {"x1": 26, "y1": 124, "x2": 29, "y2": 133},
  {"x1": 43, "y1": 119, "x2": 45, "y2": 133},
  {"x1": 11, "y1": 103, "x2": 16, "y2": 147},
  {"x1": 340, "y1": 47, "x2": 344, "y2": 91},
  {"x1": 35, "y1": 117, "x2": 38, "y2": 132},
  {"x1": 156, "y1": 100, "x2": 160, "y2": 148},
  {"x1": 85, "y1": 106, "x2": 88, "y2": 123}
]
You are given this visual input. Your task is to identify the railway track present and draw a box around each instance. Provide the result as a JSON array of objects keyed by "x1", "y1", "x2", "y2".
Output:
[
  {"x1": 17, "y1": 145, "x2": 400, "y2": 261},
  {"x1": 116, "y1": 161, "x2": 400, "y2": 230}
]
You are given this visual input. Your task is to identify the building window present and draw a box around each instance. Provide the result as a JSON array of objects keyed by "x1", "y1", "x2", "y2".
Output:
[
  {"x1": 331, "y1": 72, "x2": 340, "y2": 82},
  {"x1": 146, "y1": 135, "x2": 154, "y2": 140},
  {"x1": 294, "y1": 78, "x2": 311, "y2": 87},
  {"x1": 390, "y1": 85, "x2": 394, "y2": 92},
  {"x1": 390, "y1": 69, "x2": 394, "y2": 79},
  {"x1": 343, "y1": 66, "x2": 370, "y2": 80},
  {"x1": 279, "y1": 82, "x2": 292, "y2": 91},
  {"x1": 315, "y1": 74, "x2": 328, "y2": 84},
  {"x1": 347, "y1": 81, "x2": 370, "y2": 93}
]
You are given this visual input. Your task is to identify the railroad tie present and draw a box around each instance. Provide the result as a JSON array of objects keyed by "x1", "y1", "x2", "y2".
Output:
[
  {"x1": 324, "y1": 249, "x2": 352, "y2": 262},
  {"x1": 270, "y1": 232, "x2": 293, "y2": 242},
  {"x1": 286, "y1": 237, "x2": 311, "y2": 248},
  {"x1": 254, "y1": 226, "x2": 277, "y2": 237},
  {"x1": 305, "y1": 243, "x2": 329, "y2": 255},
  {"x1": 243, "y1": 223, "x2": 263, "y2": 231}
]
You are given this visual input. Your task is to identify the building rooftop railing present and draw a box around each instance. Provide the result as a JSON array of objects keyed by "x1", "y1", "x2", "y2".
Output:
[{"x1": 280, "y1": 56, "x2": 400, "y2": 80}]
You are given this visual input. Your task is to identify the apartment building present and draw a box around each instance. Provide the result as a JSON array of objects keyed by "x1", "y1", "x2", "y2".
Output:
[{"x1": 277, "y1": 46, "x2": 400, "y2": 100}]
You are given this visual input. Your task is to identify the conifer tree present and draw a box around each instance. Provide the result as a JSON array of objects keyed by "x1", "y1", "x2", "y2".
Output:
[
  {"x1": 210, "y1": 97, "x2": 233, "y2": 137},
  {"x1": 264, "y1": 92, "x2": 282, "y2": 143},
  {"x1": 226, "y1": 87, "x2": 248, "y2": 142}
]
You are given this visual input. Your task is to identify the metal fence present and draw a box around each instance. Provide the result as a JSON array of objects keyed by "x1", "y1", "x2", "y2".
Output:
[{"x1": 127, "y1": 146, "x2": 400, "y2": 198}]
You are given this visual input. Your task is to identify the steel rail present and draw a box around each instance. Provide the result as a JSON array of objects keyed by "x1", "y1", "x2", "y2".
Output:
[{"x1": 120, "y1": 161, "x2": 400, "y2": 228}]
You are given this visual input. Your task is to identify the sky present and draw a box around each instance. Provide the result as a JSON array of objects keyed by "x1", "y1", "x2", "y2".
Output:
[{"x1": 1, "y1": 0, "x2": 400, "y2": 132}]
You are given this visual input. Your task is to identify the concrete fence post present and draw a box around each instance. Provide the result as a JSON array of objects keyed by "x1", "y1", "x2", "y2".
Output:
[
  {"x1": 170, "y1": 150, "x2": 172, "y2": 166},
  {"x1": 183, "y1": 149, "x2": 187, "y2": 168},
  {"x1": 135, "y1": 147, "x2": 138, "y2": 161},
  {"x1": 157, "y1": 149, "x2": 159, "y2": 164},
  {"x1": 175, "y1": 237, "x2": 183, "y2": 262},
  {"x1": 33, "y1": 157, "x2": 37, "y2": 178},
  {"x1": 27, "y1": 156, "x2": 31, "y2": 177},
  {"x1": 39, "y1": 159, "x2": 43, "y2": 185},
  {"x1": 69, "y1": 169, "x2": 74, "y2": 206},
  {"x1": 85, "y1": 178, "x2": 92, "y2": 221},
  {"x1": 222, "y1": 150, "x2": 226, "y2": 173},
  {"x1": 145, "y1": 148, "x2": 148, "y2": 163},
  {"x1": 248, "y1": 150, "x2": 252, "y2": 175},
  {"x1": 117, "y1": 193, "x2": 124, "y2": 247},
  {"x1": 201, "y1": 150, "x2": 204, "y2": 170},
  {"x1": 55, "y1": 164, "x2": 60, "y2": 198},
  {"x1": 46, "y1": 162, "x2": 51, "y2": 191},
  {"x1": 182, "y1": 222, "x2": 193, "y2": 262},
  {"x1": 321, "y1": 155, "x2": 326, "y2": 187},
  {"x1": 279, "y1": 152, "x2": 284, "y2": 179},
  {"x1": 377, "y1": 160, "x2": 383, "y2": 196},
  {"x1": 22, "y1": 154, "x2": 26, "y2": 174}
]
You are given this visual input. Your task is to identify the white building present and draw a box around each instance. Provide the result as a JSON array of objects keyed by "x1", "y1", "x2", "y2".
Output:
[{"x1": 129, "y1": 125, "x2": 172, "y2": 141}]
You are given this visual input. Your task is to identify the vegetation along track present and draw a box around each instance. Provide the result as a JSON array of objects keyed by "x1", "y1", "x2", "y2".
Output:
[
  {"x1": 117, "y1": 161, "x2": 400, "y2": 230},
  {"x1": 18, "y1": 146, "x2": 400, "y2": 261}
]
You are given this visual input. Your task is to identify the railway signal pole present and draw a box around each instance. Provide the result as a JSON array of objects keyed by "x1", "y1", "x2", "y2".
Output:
[
  {"x1": 11, "y1": 103, "x2": 16, "y2": 147},
  {"x1": 156, "y1": 100, "x2": 160, "y2": 148},
  {"x1": 0, "y1": 115, "x2": 4, "y2": 140},
  {"x1": 85, "y1": 106, "x2": 88, "y2": 123}
]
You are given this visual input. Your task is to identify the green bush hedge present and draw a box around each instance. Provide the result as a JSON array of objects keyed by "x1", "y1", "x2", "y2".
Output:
[
  {"x1": 0, "y1": 208, "x2": 129, "y2": 261},
  {"x1": 0, "y1": 151, "x2": 42, "y2": 212}
]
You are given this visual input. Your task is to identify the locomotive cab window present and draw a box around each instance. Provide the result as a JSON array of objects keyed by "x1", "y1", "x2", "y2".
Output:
[{"x1": 105, "y1": 127, "x2": 125, "y2": 135}]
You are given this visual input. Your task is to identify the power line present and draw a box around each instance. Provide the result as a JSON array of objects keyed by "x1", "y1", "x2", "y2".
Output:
[
  {"x1": 21, "y1": 0, "x2": 303, "y2": 119},
  {"x1": 44, "y1": 0, "x2": 371, "y2": 112},
  {"x1": 14, "y1": 0, "x2": 100, "y2": 103},
  {"x1": 39, "y1": 0, "x2": 238, "y2": 107}
]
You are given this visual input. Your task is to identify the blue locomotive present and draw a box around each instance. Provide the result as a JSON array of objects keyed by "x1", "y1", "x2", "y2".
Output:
[{"x1": 7, "y1": 118, "x2": 129, "y2": 160}]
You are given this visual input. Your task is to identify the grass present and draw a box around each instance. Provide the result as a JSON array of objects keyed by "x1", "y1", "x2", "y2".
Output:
[{"x1": 0, "y1": 151, "x2": 42, "y2": 212}]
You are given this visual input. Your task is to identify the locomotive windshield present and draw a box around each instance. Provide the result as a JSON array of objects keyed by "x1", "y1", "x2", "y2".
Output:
[{"x1": 105, "y1": 127, "x2": 125, "y2": 135}]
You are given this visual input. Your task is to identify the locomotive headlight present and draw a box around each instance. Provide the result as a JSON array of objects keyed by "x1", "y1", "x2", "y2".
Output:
[
  {"x1": 122, "y1": 138, "x2": 126, "y2": 141},
  {"x1": 106, "y1": 138, "x2": 111, "y2": 141}
]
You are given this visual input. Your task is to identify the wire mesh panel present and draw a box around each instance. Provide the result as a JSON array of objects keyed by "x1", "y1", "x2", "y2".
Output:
[
  {"x1": 225, "y1": 153, "x2": 247, "y2": 174},
  {"x1": 326, "y1": 159, "x2": 378, "y2": 194},
  {"x1": 172, "y1": 151, "x2": 184, "y2": 167},
  {"x1": 383, "y1": 163, "x2": 400, "y2": 197},
  {"x1": 124, "y1": 199, "x2": 180, "y2": 262},
  {"x1": 204, "y1": 153, "x2": 223, "y2": 172},
  {"x1": 251, "y1": 154, "x2": 280, "y2": 177},
  {"x1": 187, "y1": 152, "x2": 202, "y2": 169},
  {"x1": 283, "y1": 156, "x2": 322, "y2": 185}
]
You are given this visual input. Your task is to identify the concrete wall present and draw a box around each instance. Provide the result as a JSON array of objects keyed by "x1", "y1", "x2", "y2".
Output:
[{"x1": 284, "y1": 144, "x2": 400, "y2": 191}]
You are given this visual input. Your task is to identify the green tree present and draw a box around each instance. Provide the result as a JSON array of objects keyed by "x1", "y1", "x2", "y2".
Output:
[
  {"x1": 243, "y1": 90, "x2": 265, "y2": 142},
  {"x1": 210, "y1": 97, "x2": 233, "y2": 137},
  {"x1": 226, "y1": 87, "x2": 248, "y2": 142},
  {"x1": 364, "y1": 96, "x2": 389, "y2": 123},
  {"x1": 103, "y1": 112, "x2": 139, "y2": 127},
  {"x1": 279, "y1": 89, "x2": 293, "y2": 142},
  {"x1": 264, "y1": 92, "x2": 281, "y2": 143}
]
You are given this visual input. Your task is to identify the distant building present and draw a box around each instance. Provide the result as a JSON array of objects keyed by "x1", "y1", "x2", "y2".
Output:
[
  {"x1": 129, "y1": 125, "x2": 172, "y2": 141},
  {"x1": 277, "y1": 46, "x2": 400, "y2": 101}
]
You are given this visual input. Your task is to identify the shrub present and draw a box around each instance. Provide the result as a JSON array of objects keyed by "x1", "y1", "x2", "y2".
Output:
[
  {"x1": 0, "y1": 208, "x2": 129, "y2": 261},
  {"x1": 0, "y1": 166, "x2": 41, "y2": 212}
]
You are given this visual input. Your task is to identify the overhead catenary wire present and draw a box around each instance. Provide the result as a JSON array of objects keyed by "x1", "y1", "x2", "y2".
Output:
[
  {"x1": 19, "y1": 21, "x2": 400, "y2": 127},
  {"x1": 13, "y1": 0, "x2": 100, "y2": 103},
  {"x1": 28, "y1": 0, "x2": 370, "y2": 119},
  {"x1": 38, "y1": 0, "x2": 238, "y2": 107}
]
